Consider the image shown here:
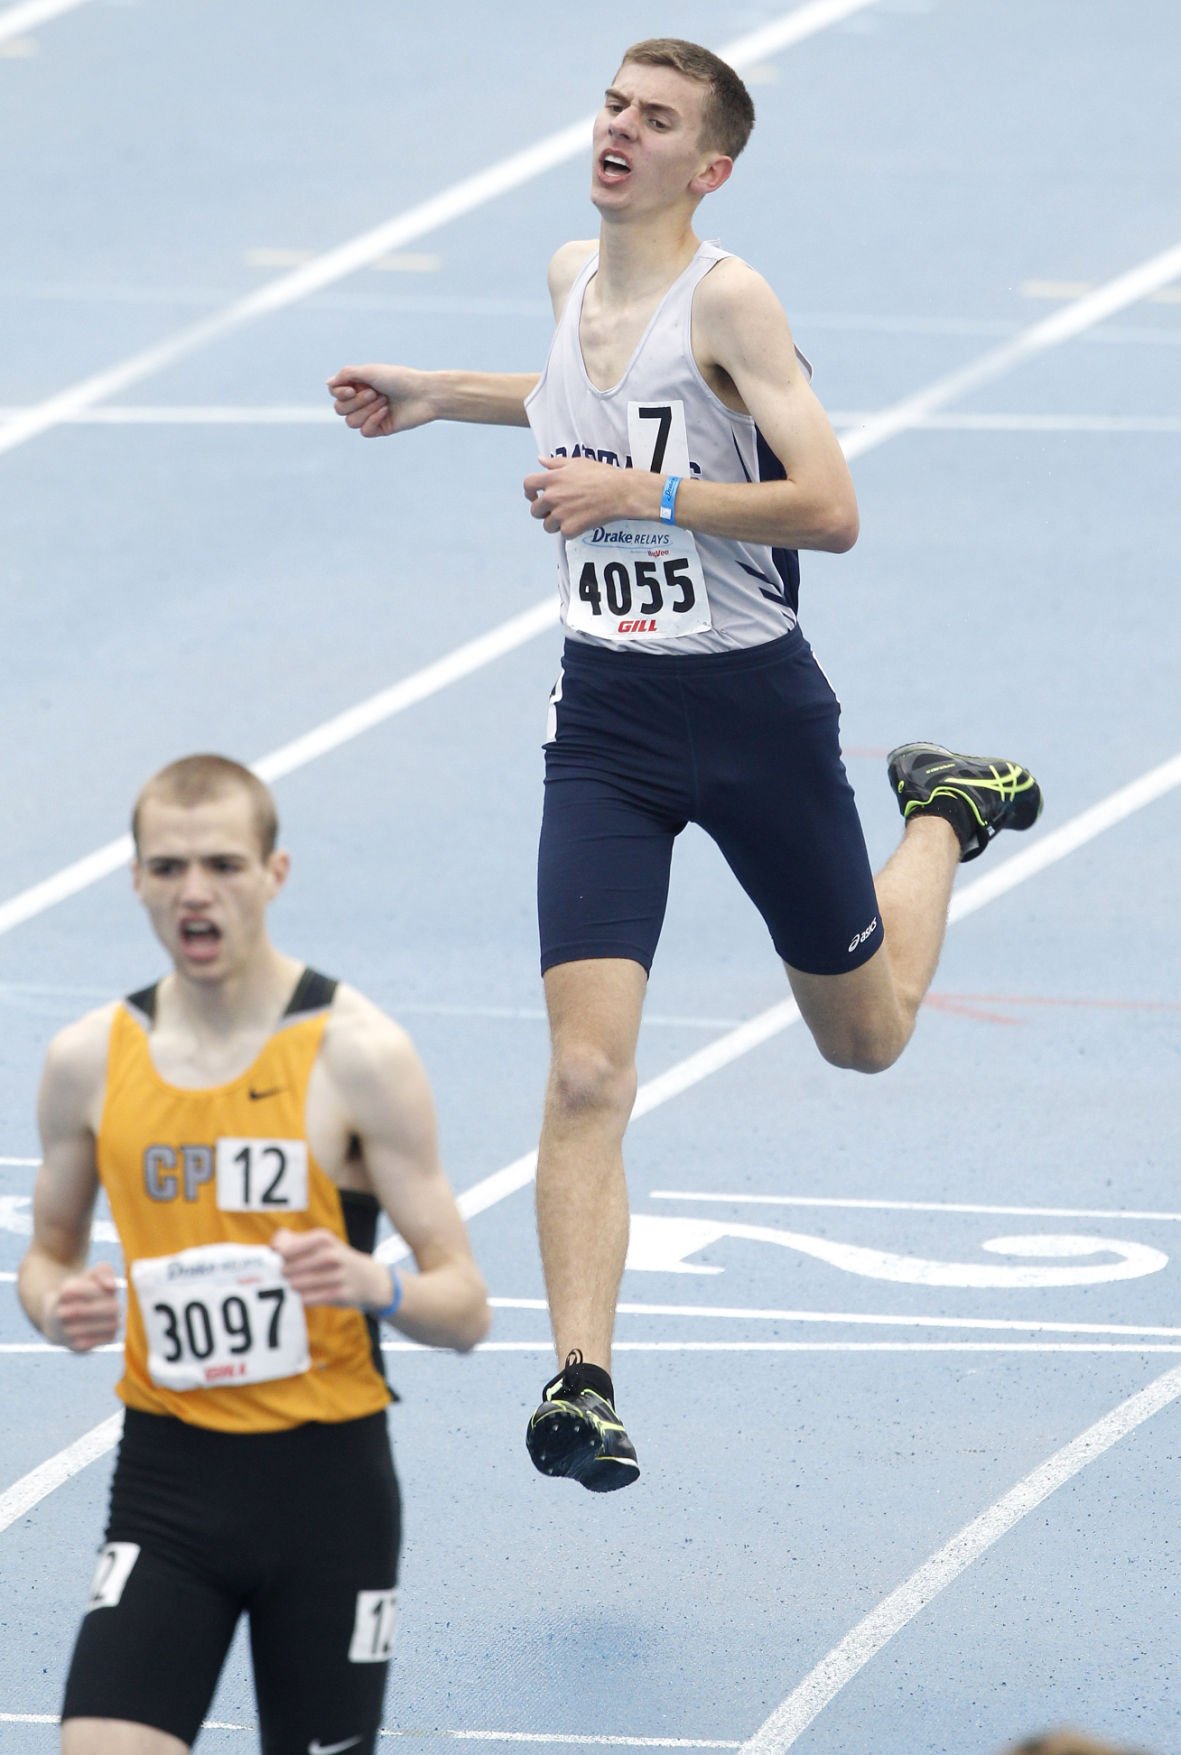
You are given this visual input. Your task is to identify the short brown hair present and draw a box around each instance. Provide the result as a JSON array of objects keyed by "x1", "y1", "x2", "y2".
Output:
[
  {"x1": 132, "y1": 754, "x2": 279, "y2": 859},
  {"x1": 618, "y1": 39, "x2": 755, "y2": 159}
]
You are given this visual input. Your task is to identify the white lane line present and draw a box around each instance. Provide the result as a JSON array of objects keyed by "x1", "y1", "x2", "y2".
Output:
[
  {"x1": 0, "y1": 404, "x2": 344, "y2": 425},
  {"x1": 0, "y1": 0, "x2": 92, "y2": 45},
  {"x1": 7, "y1": 1309, "x2": 1181, "y2": 1352},
  {"x1": 652, "y1": 1193, "x2": 1181, "y2": 1223},
  {"x1": 4, "y1": 288, "x2": 1181, "y2": 348},
  {"x1": 491, "y1": 1299, "x2": 1181, "y2": 1340},
  {"x1": 0, "y1": 596, "x2": 559, "y2": 939},
  {"x1": 839, "y1": 412, "x2": 1181, "y2": 435},
  {"x1": 840, "y1": 240, "x2": 1181, "y2": 460},
  {"x1": 5, "y1": 1340, "x2": 1181, "y2": 1358},
  {"x1": 0, "y1": 1722, "x2": 738, "y2": 1749},
  {"x1": 0, "y1": 1411, "x2": 122, "y2": 1536},
  {"x1": 393, "y1": 1341, "x2": 1181, "y2": 1355},
  {"x1": 6, "y1": 249, "x2": 1181, "y2": 941},
  {"x1": 10, "y1": 1288, "x2": 1178, "y2": 1341},
  {"x1": 739, "y1": 1362, "x2": 1181, "y2": 1753},
  {"x1": 0, "y1": 0, "x2": 883, "y2": 462},
  {"x1": 0, "y1": 1158, "x2": 38, "y2": 1167},
  {"x1": 439, "y1": 1739, "x2": 738, "y2": 1750},
  {"x1": 5, "y1": 405, "x2": 1179, "y2": 435}
]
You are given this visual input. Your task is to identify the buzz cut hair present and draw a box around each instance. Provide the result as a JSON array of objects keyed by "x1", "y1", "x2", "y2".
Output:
[
  {"x1": 618, "y1": 38, "x2": 756, "y2": 160},
  {"x1": 132, "y1": 754, "x2": 279, "y2": 859}
]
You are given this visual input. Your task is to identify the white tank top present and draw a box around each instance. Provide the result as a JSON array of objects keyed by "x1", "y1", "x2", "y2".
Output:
[{"x1": 525, "y1": 240, "x2": 804, "y2": 655}]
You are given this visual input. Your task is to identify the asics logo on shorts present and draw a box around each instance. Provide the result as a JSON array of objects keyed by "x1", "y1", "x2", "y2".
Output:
[{"x1": 847, "y1": 917, "x2": 878, "y2": 953}]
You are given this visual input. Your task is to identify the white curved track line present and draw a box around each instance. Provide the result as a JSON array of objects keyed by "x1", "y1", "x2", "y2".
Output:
[
  {"x1": 0, "y1": 1411, "x2": 122, "y2": 1536},
  {"x1": 739, "y1": 1363, "x2": 1181, "y2": 1752},
  {"x1": 0, "y1": 0, "x2": 92, "y2": 45},
  {"x1": 0, "y1": 0, "x2": 882, "y2": 462}
]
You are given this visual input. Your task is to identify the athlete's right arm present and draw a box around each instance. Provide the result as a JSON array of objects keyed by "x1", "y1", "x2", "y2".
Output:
[
  {"x1": 17, "y1": 1009, "x2": 120, "y2": 1352},
  {"x1": 325, "y1": 240, "x2": 595, "y2": 438},
  {"x1": 327, "y1": 364, "x2": 537, "y2": 436}
]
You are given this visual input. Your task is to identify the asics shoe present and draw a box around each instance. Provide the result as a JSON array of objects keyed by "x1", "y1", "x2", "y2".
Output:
[
  {"x1": 526, "y1": 1350, "x2": 640, "y2": 1493},
  {"x1": 887, "y1": 742, "x2": 1043, "y2": 862}
]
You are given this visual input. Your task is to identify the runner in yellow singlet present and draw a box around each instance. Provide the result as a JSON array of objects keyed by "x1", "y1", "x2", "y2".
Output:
[{"x1": 18, "y1": 753, "x2": 490, "y2": 1755}]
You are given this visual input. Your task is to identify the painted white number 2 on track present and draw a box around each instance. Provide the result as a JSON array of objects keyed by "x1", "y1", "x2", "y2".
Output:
[{"x1": 624, "y1": 1215, "x2": 1168, "y2": 1289}]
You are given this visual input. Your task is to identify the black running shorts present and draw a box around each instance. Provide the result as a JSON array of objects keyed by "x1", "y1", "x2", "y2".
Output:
[
  {"x1": 538, "y1": 628, "x2": 884, "y2": 977},
  {"x1": 62, "y1": 1408, "x2": 401, "y2": 1753}
]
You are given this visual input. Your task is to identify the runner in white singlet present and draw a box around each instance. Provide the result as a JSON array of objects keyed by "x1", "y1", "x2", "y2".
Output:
[{"x1": 328, "y1": 38, "x2": 1043, "y2": 1493}]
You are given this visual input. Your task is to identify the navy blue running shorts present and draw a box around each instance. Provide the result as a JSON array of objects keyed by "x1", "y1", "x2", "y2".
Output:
[
  {"x1": 538, "y1": 628, "x2": 884, "y2": 977},
  {"x1": 62, "y1": 1408, "x2": 401, "y2": 1754}
]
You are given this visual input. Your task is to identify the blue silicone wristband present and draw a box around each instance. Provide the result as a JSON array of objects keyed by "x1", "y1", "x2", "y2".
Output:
[
  {"x1": 372, "y1": 1266, "x2": 403, "y2": 1321},
  {"x1": 659, "y1": 475, "x2": 681, "y2": 524}
]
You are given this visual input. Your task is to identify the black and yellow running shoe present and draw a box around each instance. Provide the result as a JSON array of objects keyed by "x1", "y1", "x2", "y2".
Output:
[
  {"x1": 887, "y1": 742, "x2": 1043, "y2": 862},
  {"x1": 526, "y1": 1350, "x2": 640, "y2": 1492}
]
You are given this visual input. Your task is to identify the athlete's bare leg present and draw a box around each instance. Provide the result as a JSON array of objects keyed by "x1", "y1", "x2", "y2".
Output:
[
  {"x1": 62, "y1": 1720, "x2": 188, "y2": 1755},
  {"x1": 787, "y1": 814, "x2": 961, "y2": 1071},
  {"x1": 536, "y1": 957, "x2": 647, "y2": 1371}
]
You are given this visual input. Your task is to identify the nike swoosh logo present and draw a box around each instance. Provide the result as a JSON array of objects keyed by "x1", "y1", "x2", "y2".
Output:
[
  {"x1": 308, "y1": 1739, "x2": 363, "y2": 1754},
  {"x1": 248, "y1": 1086, "x2": 284, "y2": 1101}
]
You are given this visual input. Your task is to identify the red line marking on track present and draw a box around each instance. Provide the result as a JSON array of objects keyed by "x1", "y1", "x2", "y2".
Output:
[
  {"x1": 929, "y1": 990, "x2": 1181, "y2": 1014},
  {"x1": 922, "y1": 995, "x2": 1023, "y2": 1026}
]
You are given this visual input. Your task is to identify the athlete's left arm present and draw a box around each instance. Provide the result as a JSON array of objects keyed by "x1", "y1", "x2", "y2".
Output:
[
  {"x1": 525, "y1": 260, "x2": 858, "y2": 551},
  {"x1": 275, "y1": 994, "x2": 490, "y2": 1352}
]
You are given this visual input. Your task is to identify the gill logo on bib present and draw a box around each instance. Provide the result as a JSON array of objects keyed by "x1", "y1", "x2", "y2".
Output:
[{"x1": 564, "y1": 401, "x2": 711, "y2": 642}]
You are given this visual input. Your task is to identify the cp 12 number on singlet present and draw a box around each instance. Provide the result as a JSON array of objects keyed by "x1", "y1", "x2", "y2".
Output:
[{"x1": 216, "y1": 1136, "x2": 308, "y2": 1212}]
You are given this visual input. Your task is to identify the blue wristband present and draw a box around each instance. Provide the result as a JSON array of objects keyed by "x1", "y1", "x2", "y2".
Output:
[
  {"x1": 371, "y1": 1265, "x2": 403, "y2": 1321},
  {"x1": 659, "y1": 475, "x2": 681, "y2": 525}
]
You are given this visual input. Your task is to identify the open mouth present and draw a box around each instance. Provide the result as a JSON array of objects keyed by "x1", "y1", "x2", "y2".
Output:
[
  {"x1": 179, "y1": 919, "x2": 222, "y2": 958},
  {"x1": 599, "y1": 152, "x2": 632, "y2": 183}
]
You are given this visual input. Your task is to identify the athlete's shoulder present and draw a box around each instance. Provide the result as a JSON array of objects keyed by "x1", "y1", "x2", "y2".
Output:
[
  {"x1": 547, "y1": 238, "x2": 598, "y2": 311},
  {"x1": 694, "y1": 254, "x2": 803, "y2": 378},
  {"x1": 318, "y1": 983, "x2": 435, "y2": 1142},
  {"x1": 696, "y1": 253, "x2": 788, "y2": 324},
  {"x1": 320, "y1": 983, "x2": 422, "y2": 1084},
  {"x1": 39, "y1": 1003, "x2": 118, "y2": 1120}
]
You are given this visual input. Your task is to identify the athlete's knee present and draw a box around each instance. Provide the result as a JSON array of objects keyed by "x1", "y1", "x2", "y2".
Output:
[
  {"x1": 812, "y1": 1018, "x2": 908, "y2": 1075},
  {"x1": 547, "y1": 1038, "x2": 637, "y2": 1121}
]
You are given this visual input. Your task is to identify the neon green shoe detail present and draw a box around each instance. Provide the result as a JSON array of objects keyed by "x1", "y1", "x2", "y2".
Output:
[
  {"x1": 888, "y1": 742, "x2": 1043, "y2": 862},
  {"x1": 526, "y1": 1350, "x2": 640, "y2": 1493}
]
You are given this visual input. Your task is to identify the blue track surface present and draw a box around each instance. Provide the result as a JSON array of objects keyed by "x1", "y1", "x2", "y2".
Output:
[{"x1": 2, "y1": 2, "x2": 1180, "y2": 1750}]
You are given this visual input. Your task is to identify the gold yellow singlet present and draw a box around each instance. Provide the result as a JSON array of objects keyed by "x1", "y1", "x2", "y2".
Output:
[{"x1": 96, "y1": 968, "x2": 392, "y2": 1433}]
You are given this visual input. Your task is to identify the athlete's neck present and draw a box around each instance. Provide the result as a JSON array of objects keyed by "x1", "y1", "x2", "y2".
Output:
[
  {"x1": 158, "y1": 945, "x2": 303, "y2": 1045},
  {"x1": 593, "y1": 214, "x2": 702, "y2": 306}
]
